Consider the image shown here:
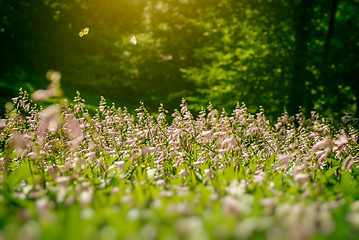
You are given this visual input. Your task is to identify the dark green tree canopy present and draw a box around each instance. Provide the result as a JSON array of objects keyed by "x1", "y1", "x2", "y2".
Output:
[{"x1": 1, "y1": 0, "x2": 358, "y2": 119}]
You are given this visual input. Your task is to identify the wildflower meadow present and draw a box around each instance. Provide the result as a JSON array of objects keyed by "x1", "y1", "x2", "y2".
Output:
[
  {"x1": 2, "y1": 0, "x2": 359, "y2": 239},
  {"x1": 1, "y1": 78, "x2": 359, "y2": 239}
]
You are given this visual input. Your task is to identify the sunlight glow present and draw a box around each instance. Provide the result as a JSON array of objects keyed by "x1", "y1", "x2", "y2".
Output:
[
  {"x1": 79, "y1": 27, "x2": 89, "y2": 37},
  {"x1": 129, "y1": 35, "x2": 137, "y2": 45}
]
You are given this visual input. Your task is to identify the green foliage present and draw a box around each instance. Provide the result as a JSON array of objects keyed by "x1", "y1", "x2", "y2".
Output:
[
  {"x1": 5, "y1": 161, "x2": 32, "y2": 189},
  {"x1": 179, "y1": 1, "x2": 293, "y2": 115},
  {"x1": 1, "y1": 0, "x2": 359, "y2": 118}
]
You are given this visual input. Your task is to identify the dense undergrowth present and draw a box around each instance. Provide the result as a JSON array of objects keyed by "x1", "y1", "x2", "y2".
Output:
[{"x1": 1, "y1": 86, "x2": 359, "y2": 240}]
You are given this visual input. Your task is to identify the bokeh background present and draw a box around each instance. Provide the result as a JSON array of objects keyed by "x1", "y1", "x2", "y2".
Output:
[{"x1": 1, "y1": 0, "x2": 358, "y2": 120}]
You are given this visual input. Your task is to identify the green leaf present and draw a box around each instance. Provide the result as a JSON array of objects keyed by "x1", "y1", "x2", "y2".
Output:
[
  {"x1": 325, "y1": 166, "x2": 340, "y2": 179},
  {"x1": 272, "y1": 173, "x2": 283, "y2": 189},
  {"x1": 341, "y1": 171, "x2": 357, "y2": 195},
  {"x1": 265, "y1": 153, "x2": 276, "y2": 171},
  {"x1": 223, "y1": 163, "x2": 236, "y2": 182},
  {"x1": 6, "y1": 162, "x2": 31, "y2": 189}
]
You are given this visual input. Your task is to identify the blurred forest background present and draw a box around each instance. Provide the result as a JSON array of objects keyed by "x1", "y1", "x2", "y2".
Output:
[{"x1": 0, "y1": 0, "x2": 358, "y2": 120}]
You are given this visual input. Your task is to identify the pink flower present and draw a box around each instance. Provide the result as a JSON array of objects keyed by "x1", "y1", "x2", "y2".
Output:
[
  {"x1": 201, "y1": 129, "x2": 214, "y2": 139},
  {"x1": 334, "y1": 134, "x2": 348, "y2": 149},
  {"x1": 278, "y1": 151, "x2": 298, "y2": 166},
  {"x1": 31, "y1": 88, "x2": 57, "y2": 101},
  {"x1": 253, "y1": 172, "x2": 265, "y2": 185},
  {"x1": 293, "y1": 173, "x2": 310, "y2": 183},
  {"x1": 312, "y1": 137, "x2": 331, "y2": 152}
]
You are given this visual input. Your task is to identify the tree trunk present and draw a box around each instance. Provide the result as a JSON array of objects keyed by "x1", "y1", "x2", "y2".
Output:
[
  {"x1": 287, "y1": 0, "x2": 316, "y2": 115},
  {"x1": 325, "y1": 0, "x2": 339, "y2": 52}
]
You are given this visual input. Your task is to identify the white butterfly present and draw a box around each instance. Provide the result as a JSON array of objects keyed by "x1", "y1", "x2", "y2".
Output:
[
  {"x1": 129, "y1": 35, "x2": 137, "y2": 45},
  {"x1": 79, "y1": 27, "x2": 89, "y2": 37}
]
